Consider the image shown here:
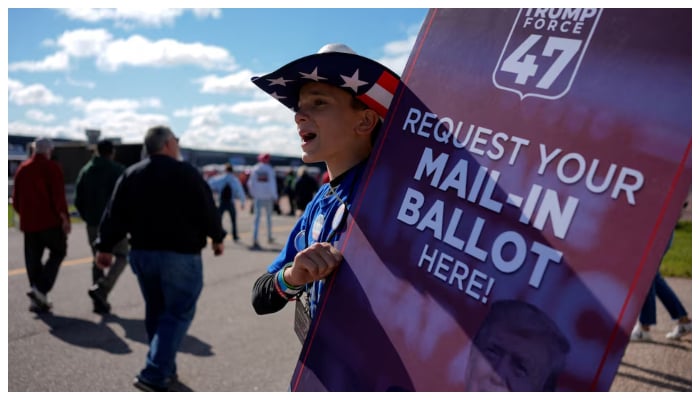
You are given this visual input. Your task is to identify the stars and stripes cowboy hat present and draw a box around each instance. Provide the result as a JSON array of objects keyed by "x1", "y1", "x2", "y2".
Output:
[{"x1": 251, "y1": 43, "x2": 401, "y2": 119}]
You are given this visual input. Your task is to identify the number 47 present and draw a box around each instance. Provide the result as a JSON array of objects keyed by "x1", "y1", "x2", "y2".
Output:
[{"x1": 500, "y1": 34, "x2": 581, "y2": 90}]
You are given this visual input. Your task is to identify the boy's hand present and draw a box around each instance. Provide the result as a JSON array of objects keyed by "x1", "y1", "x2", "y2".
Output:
[{"x1": 286, "y1": 242, "x2": 343, "y2": 286}]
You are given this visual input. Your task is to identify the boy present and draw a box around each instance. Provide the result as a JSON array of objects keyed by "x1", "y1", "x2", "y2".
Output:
[{"x1": 250, "y1": 43, "x2": 401, "y2": 325}]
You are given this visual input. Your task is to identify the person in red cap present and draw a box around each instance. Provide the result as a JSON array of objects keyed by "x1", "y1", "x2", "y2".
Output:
[
  {"x1": 246, "y1": 152, "x2": 278, "y2": 249},
  {"x1": 250, "y1": 43, "x2": 401, "y2": 329}
]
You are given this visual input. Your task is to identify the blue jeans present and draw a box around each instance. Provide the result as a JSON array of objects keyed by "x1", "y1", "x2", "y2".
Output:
[
  {"x1": 253, "y1": 198, "x2": 274, "y2": 243},
  {"x1": 639, "y1": 272, "x2": 688, "y2": 326},
  {"x1": 129, "y1": 249, "x2": 204, "y2": 388}
]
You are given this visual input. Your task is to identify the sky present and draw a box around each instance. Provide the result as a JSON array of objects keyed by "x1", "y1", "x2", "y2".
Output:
[{"x1": 6, "y1": 7, "x2": 429, "y2": 158}]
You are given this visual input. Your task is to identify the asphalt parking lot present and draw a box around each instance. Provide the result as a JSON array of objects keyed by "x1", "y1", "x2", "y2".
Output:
[{"x1": 6, "y1": 201, "x2": 692, "y2": 392}]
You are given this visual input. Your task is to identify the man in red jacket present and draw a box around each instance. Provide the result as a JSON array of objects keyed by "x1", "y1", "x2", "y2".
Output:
[{"x1": 12, "y1": 137, "x2": 71, "y2": 313}]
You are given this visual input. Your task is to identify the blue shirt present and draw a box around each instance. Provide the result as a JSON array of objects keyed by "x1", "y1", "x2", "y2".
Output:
[
  {"x1": 267, "y1": 160, "x2": 366, "y2": 318},
  {"x1": 208, "y1": 172, "x2": 247, "y2": 204}
]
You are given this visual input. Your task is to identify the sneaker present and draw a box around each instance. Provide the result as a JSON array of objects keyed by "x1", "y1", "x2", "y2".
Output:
[
  {"x1": 666, "y1": 321, "x2": 691, "y2": 340},
  {"x1": 88, "y1": 286, "x2": 111, "y2": 314},
  {"x1": 27, "y1": 288, "x2": 52, "y2": 312},
  {"x1": 133, "y1": 376, "x2": 167, "y2": 392},
  {"x1": 250, "y1": 242, "x2": 262, "y2": 250},
  {"x1": 92, "y1": 301, "x2": 111, "y2": 314},
  {"x1": 630, "y1": 324, "x2": 652, "y2": 341},
  {"x1": 268, "y1": 237, "x2": 275, "y2": 244},
  {"x1": 28, "y1": 297, "x2": 51, "y2": 313}
]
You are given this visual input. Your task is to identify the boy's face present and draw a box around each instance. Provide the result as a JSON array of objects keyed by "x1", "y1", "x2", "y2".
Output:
[{"x1": 295, "y1": 82, "x2": 367, "y2": 165}]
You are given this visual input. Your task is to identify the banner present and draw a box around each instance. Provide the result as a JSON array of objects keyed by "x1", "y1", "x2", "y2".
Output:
[{"x1": 291, "y1": 8, "x2": 691, "y2": 391}]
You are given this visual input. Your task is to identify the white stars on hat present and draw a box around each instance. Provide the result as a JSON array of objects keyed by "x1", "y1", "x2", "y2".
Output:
[
  {"x1": 340, "y1": 69, "x2": 367, "y2": 93},
  {"x1": 300, "y1": 67, "x2": 327, "y2": 81},
  {"x1": 268, "y1": 76, "x2": 293, "y2": 86},
  {"x1": 270, "y1": 91, "x2": 287, "y2": 100},
  {"x1": 252, "y1": 45, "x2": 401, "y2": 119}
]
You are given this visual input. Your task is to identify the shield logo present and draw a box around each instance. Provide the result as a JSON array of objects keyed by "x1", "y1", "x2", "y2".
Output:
[{"x1": 493, "y1": 8, "x2": 603, "y2": 100}]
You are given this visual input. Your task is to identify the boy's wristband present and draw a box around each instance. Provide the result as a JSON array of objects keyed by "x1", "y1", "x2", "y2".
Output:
[
  {"x1": 281, "y1": 263, "x2": 303, "y2": 290},
  {"x1": 276, "y1": 263, "x2": 303, "y2": 298}
]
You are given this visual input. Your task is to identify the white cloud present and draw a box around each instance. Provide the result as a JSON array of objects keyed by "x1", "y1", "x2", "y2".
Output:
[
  {"x1": 59, "y1": 8, "x2": 222, "y2": 29},
  {"x1": 65, "y1": 76, "x2": 96, "y2": 89},
  {"x1": 172, "y1": 99, "x2": 300, "y2": 156},
  {"x1": 57, "y1": 28, "x2": 113, "y2": 57},
  {"x1": 181, "y1": 120, "x2": 301, "y2": 157},
  {"x1": 55, "y1": 95, "x2": 168, "y2": 143},
  {"x1": 189, "y1": 113, "x2": 224, "y2": 129},
  {"x1": 8, "y1": 52, "x2": 70, "y2": 72},
  {"x1": 96, "y1": 35, "x2": 236, "y2": 71},
  {"x1": 192, "y1": 9, "x2": 222, "y2": 19},
  {"x1": 196, "y1": 69, "x2": 258, "y2": 94},
  {"x1": 173, "y1": 98, "x2": 292, "y2": 130},
  {"x1": 8, "y1": 79, "x2": 23, "y2": 91},
  {"x1": 9, "y1": 104, "x2": 170, "y2": 144},
  {"x1": 229, "y1": 99, "x2": 293, "y2": 125},
  {"x1": 61, "y1": 8, "x2": 177, "y2": 28},
  {"x1": 26, "y1": 109, "x2": 56, "y2": 123},
  {"x1": 8, "y1": 121, "x2": 74, "y2": 139},
  {"x1": 69, "y1": 96, "x2": 162, "y2": 113},
  {"x1": 173, "y1": 103, "x2": 230, "y2": 118},
  {"x1": 68, "y1": 110, "x2": 171, "y2": 143},
  {"x1": 7, "y1": 11, "x2": 421, "y2": 159},
  {"x1": 378, "y1": 32, "x2": 419, "y2": 76},
  {"x1": 12, "y1": 27, "x2": 235, "y2": 74},
  {"x1": 8, "y1": 81, "x2": 64, "y2": 105}
]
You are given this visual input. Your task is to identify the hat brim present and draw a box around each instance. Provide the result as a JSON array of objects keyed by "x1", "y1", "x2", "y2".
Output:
[{"x1": 251, "y1": 52, "x2": 401, "y2": 119}]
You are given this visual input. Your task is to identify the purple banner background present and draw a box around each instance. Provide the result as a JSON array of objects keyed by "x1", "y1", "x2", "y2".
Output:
[{"x1": 291, "y1": 9, "x2": 691, "y2": 391}]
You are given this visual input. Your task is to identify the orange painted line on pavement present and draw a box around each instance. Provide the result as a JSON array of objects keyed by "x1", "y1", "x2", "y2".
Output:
[
  {"x1": 8, "y1": 220, "x2": 297, "y2": 277},
  {"x1": 8, "y1": 256, "x2": 94, "y2": 277}
]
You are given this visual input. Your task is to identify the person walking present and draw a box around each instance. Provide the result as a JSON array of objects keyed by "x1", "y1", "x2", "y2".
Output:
[
  {"x1": 94, "y1": 126, "x2": 226, "y2": 391},
  {"x1": 246, "y1": 153, "x2": 278, "y2": 250},
  {"x1": 283, "y1": 169, "x2": 297, "y2": 216},
  {"x1": 12, "y1": 137, "x2": 71, "y2": 313},
  {"x1": 292, "y1": 165, "x2": 319, "y2": 214},
  {"x1": 208, "y1": 163, "x2": 246, "y2": 242},
  {"x1": 74, "y1": 139, "x2": 128, "y2": 314},
  {"x1": 631, "y1": 232, "x2": 692, "y2": 341}
]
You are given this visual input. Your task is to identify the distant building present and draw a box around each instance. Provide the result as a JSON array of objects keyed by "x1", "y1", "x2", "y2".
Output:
[{"x1": 7, "y1": 134, "x2": 325, "y2": 185}]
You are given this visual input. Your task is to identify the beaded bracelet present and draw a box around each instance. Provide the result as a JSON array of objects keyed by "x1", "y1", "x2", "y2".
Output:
[
  {"x1": 272, "y1": 274, "x2": 294, "y2": 300},
  {"x1": 281, "y1": 263, "x2": 303, "y2": 289},
  {"x1": 275, "y1": 263, "x2": 303, "y2": 300}
]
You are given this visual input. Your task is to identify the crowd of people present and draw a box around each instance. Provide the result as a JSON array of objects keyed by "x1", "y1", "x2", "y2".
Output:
[{"x1": 10, "y1": 123, "x2": 329, "y2": 391}]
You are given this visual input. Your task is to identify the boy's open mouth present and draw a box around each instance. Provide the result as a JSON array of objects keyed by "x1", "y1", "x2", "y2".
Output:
[{"x1": 301, "y1": 132, "x2": 317, "y2": 144}]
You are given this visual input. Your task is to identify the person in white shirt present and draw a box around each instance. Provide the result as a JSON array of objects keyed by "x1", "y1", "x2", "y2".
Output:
[
  {"x1": 208, "y1": 163, "x2": 247, "y2": 242},
  {"x1": 246, "y1": 153, "x2": 278, "y2": 249}
]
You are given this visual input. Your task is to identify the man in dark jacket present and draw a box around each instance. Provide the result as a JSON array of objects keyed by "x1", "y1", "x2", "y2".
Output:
[
  {"x1": 74, "y1": 139, "x2": 128, "y2": 314},
  {"x1": 95, "y1": 126, "x2": 226, "y2": 391}
]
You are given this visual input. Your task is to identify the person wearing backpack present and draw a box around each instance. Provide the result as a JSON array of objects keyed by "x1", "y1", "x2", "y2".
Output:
[{"x1": 208, "y1": 163, "x2": 247, "y2": 242}]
